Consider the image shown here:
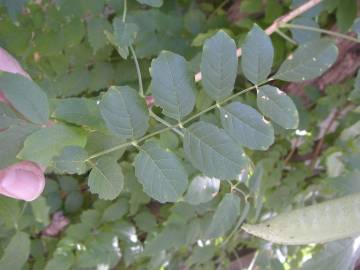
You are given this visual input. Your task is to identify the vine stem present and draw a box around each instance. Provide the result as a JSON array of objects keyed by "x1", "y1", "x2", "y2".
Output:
[
  {"x1": 122, "y1": 0, "x2": 127, "y2": 22},
  {"x1": 281, "y1": 23, "x2": 360, "y2": 43},
  {"x1": 87, "y1": 81, "x2": 270, "y2": 160},
  {"x1": 275, "y1": 29, "x2": 297, "y2": 45},
  {"x1": 129, "y1": 45, "x2": 144, "y2": 97},
  {"x1": 149, "y1": 110, "x2": 184, "y2": 137},
  {"x1": 194, "y1": 0, "x2": 323, "y2": 82}
]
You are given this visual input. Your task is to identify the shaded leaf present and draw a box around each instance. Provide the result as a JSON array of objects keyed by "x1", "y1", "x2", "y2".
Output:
[
  {"x1": 136, "y1": 0, "x2": 163, "y2": 7},
  {"x1": 0, "y1": 231, "x2": 30, "y2": 270},
  {"x1": 53, "y1": 146, "x2": 88, "y2": 175},
  {"x1": 87, "y1": 17, "x2": 112, "y2": 53},
  {"x1": 205, "y1": 193, "x2": 241, "y2": 239}
]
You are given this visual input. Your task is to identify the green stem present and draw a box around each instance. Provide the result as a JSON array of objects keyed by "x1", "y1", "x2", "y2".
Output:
[
  {"x1": 281, "y1": 23, "x2": 360, "y2": 44},
  {"x1": 87, "y1": 80, "x2": 270, "y2": 160},
  {"x1": 122, "y1": 0, "x2": 127, "y2": 22},
  {"x1": 149, "y1": 110, "x2": 184, "y2": 137},
  {"x1": 129, "y1": 45, "x2": 144, "y2": 97},
  {"x1": 275, "y1": 29, "x2": 297, "y2": 45}
]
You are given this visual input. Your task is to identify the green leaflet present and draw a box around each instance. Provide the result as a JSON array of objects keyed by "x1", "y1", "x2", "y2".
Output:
[
  {"x1": 242, "y1": 192, "x2": 360, "y2": 245},
  {"x1": 134, "y1": 141, "x2": 188, "y2": 203},
  {"x1": 53, "y1": 97, "x2": 106, "y2": 131},
  {"x1": 185, "y1": 175, "x2": 220, "y2": 205},
  {"x1": 0, "y1": 123, "x2": 38, "y2": 169},
  {"x1": 53, "y1": 146, "x2": 88, "y2": 175},
  {"x1": 241, "y1": 24, "x2": 274, "y2": 85},
  {"x1": 18, "y1": 123, "x2": 87, "y2": 167},
  {"x1": 108, "y1": 18, "x2": 138, "y2": 59},
  {"x1": 88, "y1": 156, "x2": 124, "y2": 200},
  {"x1": 99, "y1": 86, "x2": 149, "y2": 139},
  {"x1": 150, "y1": 51, "x2": 196, "y2": 120},
  {"x1": 200, "y1": 30, "x2": 238, "y2": 101},
  {"x1": 0, "y1": 231, "x2": 30, "y2": 270},
  {"x1": 0, "y1": 72, "x2": 49, "y2": 124},
  {"x1": 87, "y1": 17, "x2": 112, "y2": 53},
  {"x1": 184, "y1": 121, "x2": 249, "y2": 179},
  {"x1": 257, "y1": 85, "x2": 299, "y2": 129},
  {"x1": 220, "y1": 102, "x2": 274, "y2": 150},
  {"x1": 205, "y1": 193, "x2": 241, "y2": 239},
  {"x1": 274, "y1": 39, "x2": 338, "y2": 82},
  {"x1": 136, "y1": 0, "x2": 163, "y2": 7}
]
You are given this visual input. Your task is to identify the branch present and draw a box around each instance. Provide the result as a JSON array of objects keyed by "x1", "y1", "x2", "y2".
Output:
[{"x1": 194, "y1": 0, "x2": 323, "y2": 82}]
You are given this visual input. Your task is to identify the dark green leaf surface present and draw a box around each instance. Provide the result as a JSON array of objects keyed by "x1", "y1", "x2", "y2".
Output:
[
  {"x1": 241, "y1": 24, "x2": 274, "y2": 84},
  {"x1": 200, "y1": 31, "x2": 238, "y2": 101},
  {"x1": 134, "y1": 141, "x2": 188, "y2": 203},
  {"x1": 0, "y1": 231, "x2": 30, "y2": 270},
  {"x1": 220, "y1": 102, "x2": 274, "y2": 150},
  {"x1": 184, "y1": 121, "x2": 249, "y2": 179},
  {"x1": 88, "y1": 156, "x2": 124, "y2": 200},
  {"x1": 99, "y1": 86, "x2": 149, "y2": 139},
  {"x1": 257, "y1": 85, "x2": 299, "y2": 129},
  {"x1": 274, "y1": 39, "x2": 338, "y2": 82},
  {"x1": 150, "y1": 51, "x2": 196, "y2": 120}
]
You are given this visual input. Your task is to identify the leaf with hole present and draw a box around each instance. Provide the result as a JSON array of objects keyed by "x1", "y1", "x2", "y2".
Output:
[
  {"x1": 184, "y1": 121, "x2": 249, "y2": 179},
  {"x1": 220, "y1": 102, "x2": 274, "y2": 150},
  {"x1": 200, "y1": 30, "x2": 238, "y2": 101},
  {"x1": 257, "y1": 85, "x2": 299, "y2": 129},
  {"x1": 150, "y1": 51, "x2": 196, "y2": 120},
  {"x1": 134, "y1": 141, "x2": 188, "y2": 203}
]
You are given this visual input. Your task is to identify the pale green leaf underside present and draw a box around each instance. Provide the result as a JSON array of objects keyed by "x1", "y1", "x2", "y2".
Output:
[
  {"x1": 0, "y1": 72, "x2": 49, "y2": 124},
  {"x1": 88, "y1": 156, "x2": 124, "y2": 200},
  {"x1": 242, "y1": 192, "x2": 360, "y2": 245},
  {"x1": 0, "y1": 231, "x2": 30, "y2": 270},
  {"x1": 136, "y1": 0, "x2": 163, "y2": 7},
  {"x1": 99, "y1": 86, "x2": 149, "y2": 139},
  {"x1": 220, "y1": 102, "x2": 274, "y2": 150},
  {"x1": 274, "y1": 38, "x2": 338, "y2": 82},
  {"x1": 200, "y1": 30, "x2": 238, "y2": 101},
  {"x1": 241, "y1": 24, "x2": 274, "y2": 85},
  {"x1": 111, "y1": 18, "x2": 138, "y2": 59},
  {"x1": 150, "y1": 51, "x2": 196, "y2": 120},
  {"x1": 18, "y1": 124, "x2": 87, "y2": 166},
  {"x1": 205, "y1": 193, "x2": 241, "y2": 239},
  {"x1": 185, "y1": 175, "x2": 220, "y2": 205},
  {"x1": 134, "y1": 141, "x2": 188, "y2": 203},
  {"x1": 257, "y1": 85, "x2": 299, "y2": 129},
  {"x1": 184, "y1": 121, "x2": 248, "y2": 179}
]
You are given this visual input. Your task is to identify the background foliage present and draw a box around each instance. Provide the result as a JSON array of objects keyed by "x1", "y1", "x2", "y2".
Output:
[{"x1": 0, "y1": 0, "x2": 359, "y2": 269}]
